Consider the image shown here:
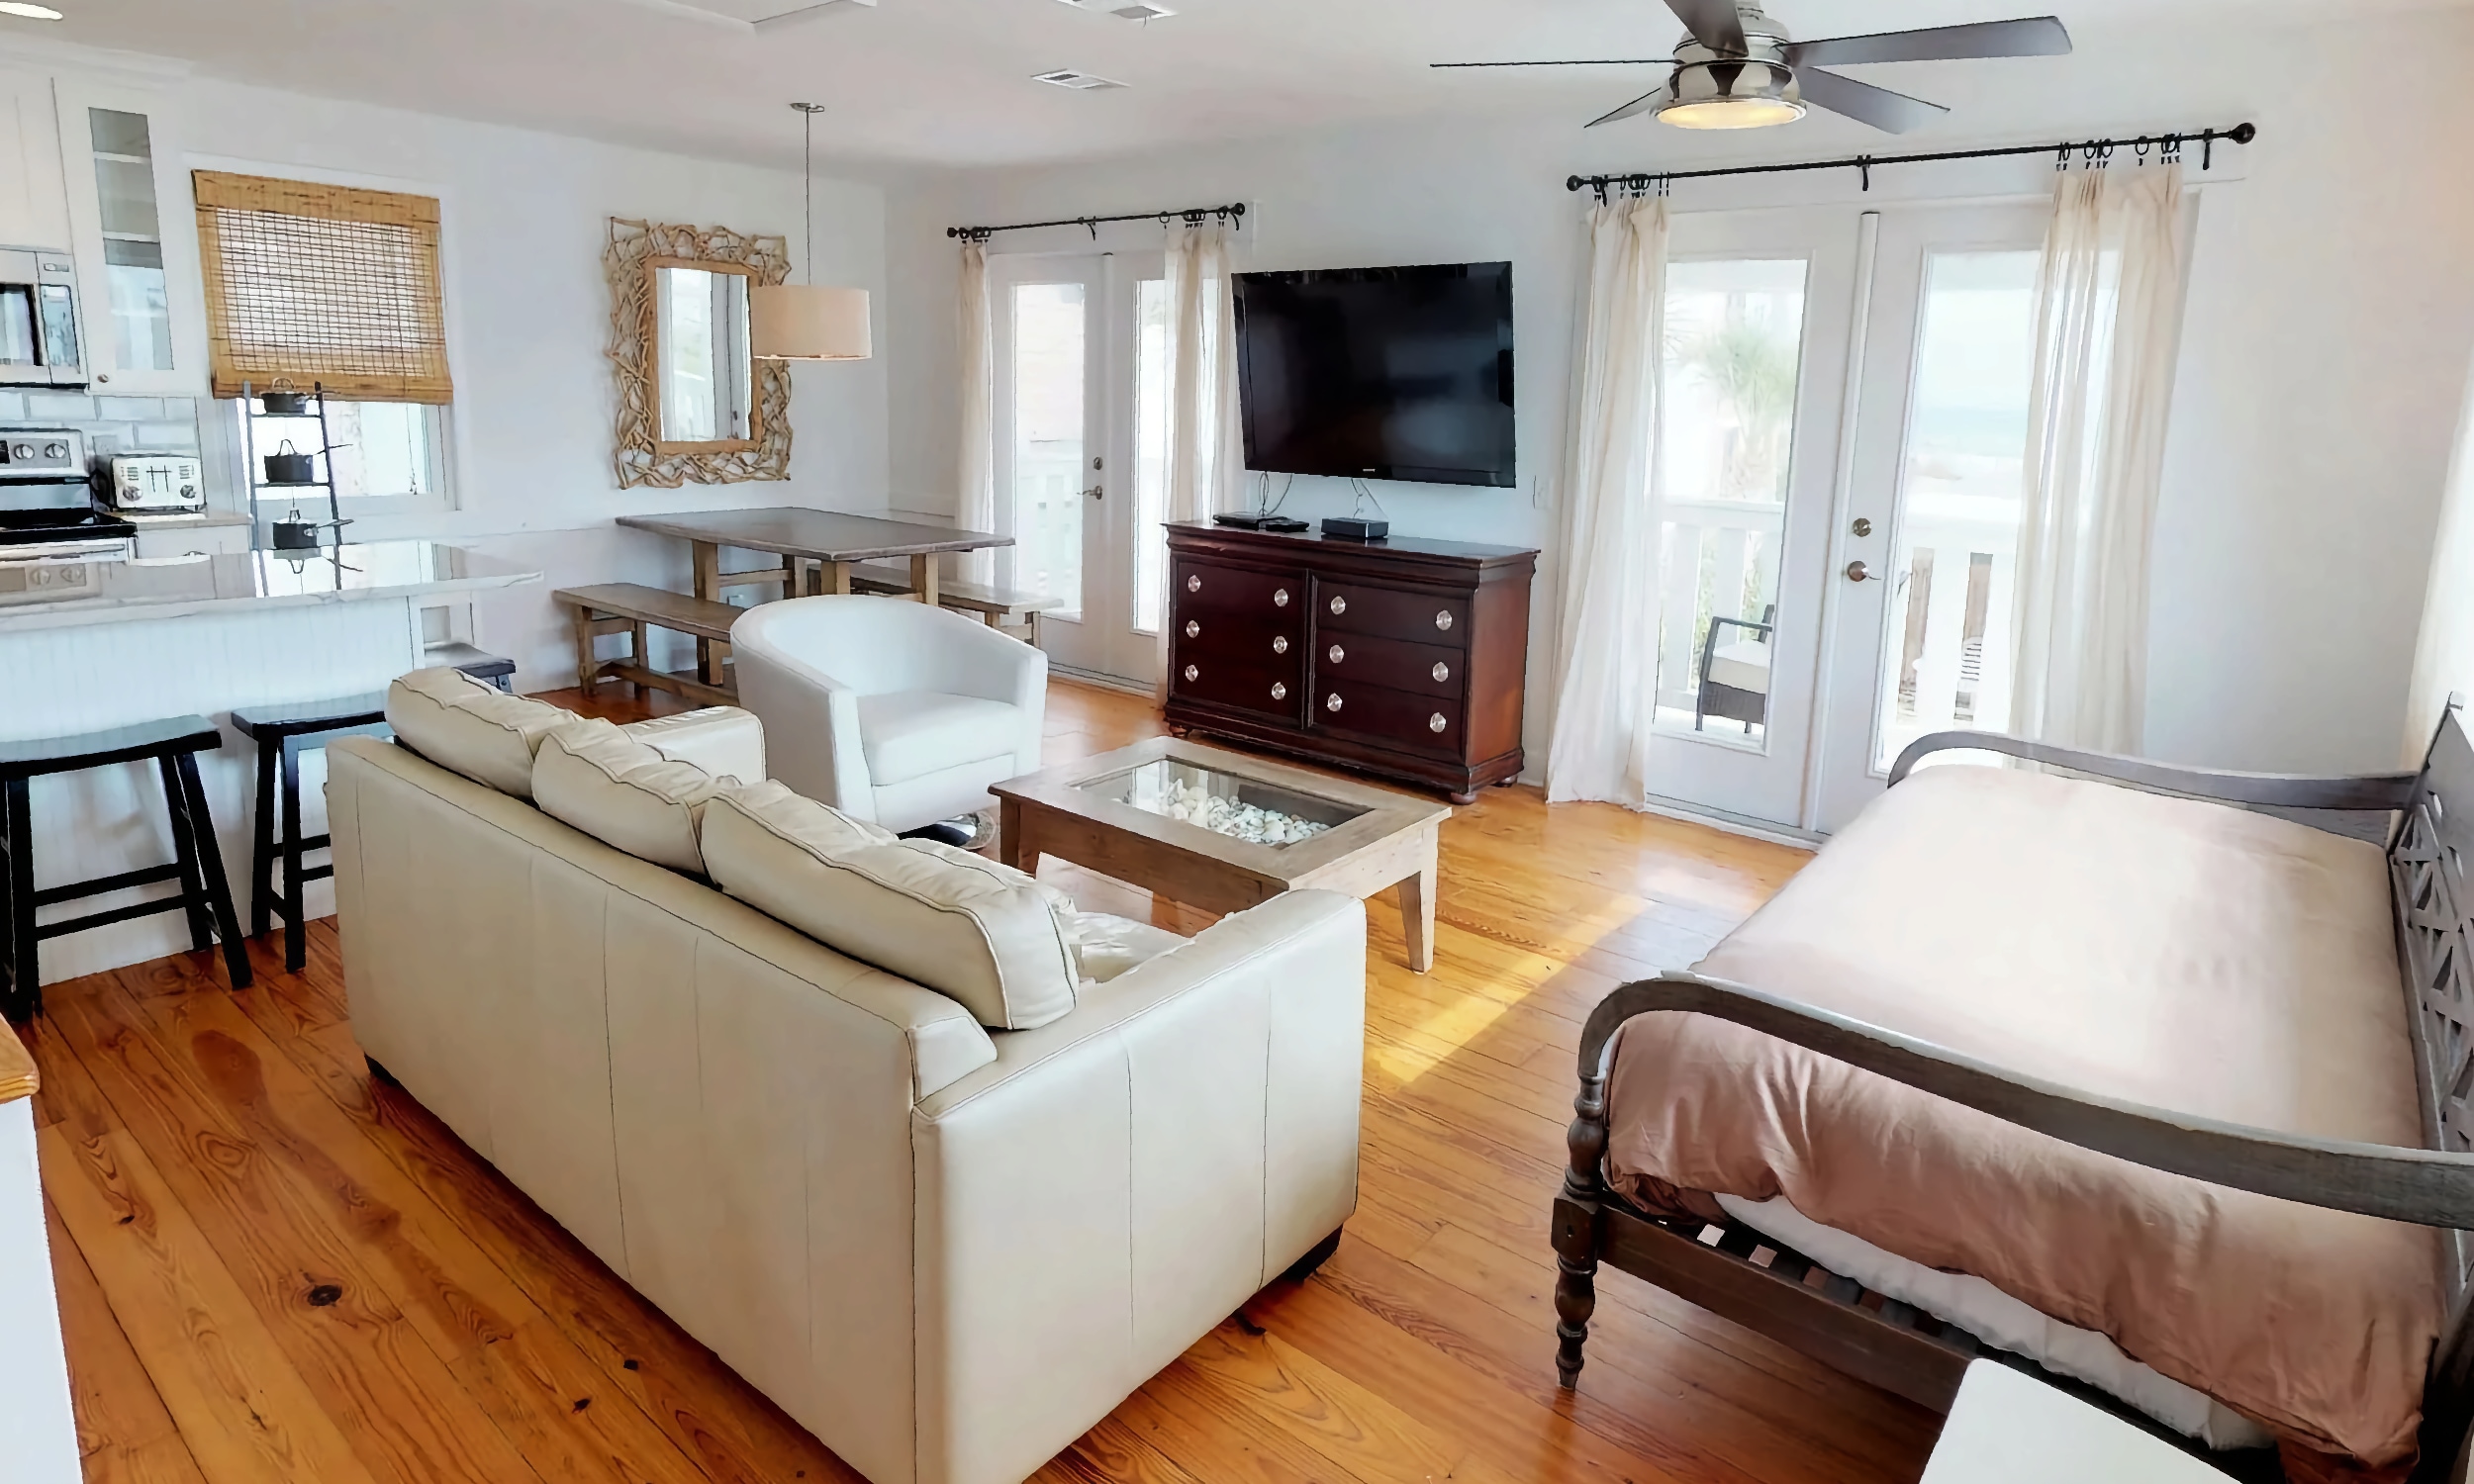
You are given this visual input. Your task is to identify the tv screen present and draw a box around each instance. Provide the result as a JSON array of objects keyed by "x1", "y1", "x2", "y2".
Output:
[{"x1": 1233, "y1": 261, "x2": 1515, "y2": 489}]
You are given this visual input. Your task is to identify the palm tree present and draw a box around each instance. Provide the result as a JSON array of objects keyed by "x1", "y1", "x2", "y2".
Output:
[{"x1": 1676, "y1": 316, "x2": 1800, "y2": 500}]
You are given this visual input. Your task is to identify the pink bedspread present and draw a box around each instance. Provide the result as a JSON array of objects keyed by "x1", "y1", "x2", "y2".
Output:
[{"x1": 1602, "y1": 764, "x2": 2446, "y2": 1473}]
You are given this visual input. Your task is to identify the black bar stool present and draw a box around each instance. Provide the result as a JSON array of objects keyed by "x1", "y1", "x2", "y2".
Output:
[
  {"x1": 0, "y1": 715, "x2": 251, "y2": 1021},
  {"x1": 234, "y1": 693, "x2": 389, "y2": 974}
]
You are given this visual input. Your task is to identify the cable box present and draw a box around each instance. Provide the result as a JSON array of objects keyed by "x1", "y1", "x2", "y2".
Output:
[{"x1": 1321, "y1": 516, "x2": 1389, "y2": 541}]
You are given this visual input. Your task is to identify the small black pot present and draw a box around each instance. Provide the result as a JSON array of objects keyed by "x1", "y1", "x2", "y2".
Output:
[
  {"x1": 260, "y1": 390, "x2": 310, "y2": 415},
  {"x1": 270, "y1": 518, "x2": 323, "y2": 550},
  {"x1": 263, "y1": 440, "x2": 317, "y2": 485}
]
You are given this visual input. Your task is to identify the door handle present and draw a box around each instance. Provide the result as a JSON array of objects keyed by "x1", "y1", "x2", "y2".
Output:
[
  {"x1": 1846, "y1": 561, "x2": 1882, "y2": 583},
  {"x1": 1082, "y1": 484, "x2": 1103, "y2": 500}
]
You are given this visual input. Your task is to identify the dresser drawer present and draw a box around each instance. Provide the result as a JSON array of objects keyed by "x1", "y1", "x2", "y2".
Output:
[
  {"x1": 1174, "y1": 559, "x2": 1305, "y2": 623},
  {"x1": 1313, "y1": 579, "x2": 1469, "y2": 648},
  {"x1": 1174, "y1": 611, "x2": 1302, "y2": 668},
  {"x1": 1314, "y1": 631, "x2": 1465, "y2": 699},
  {"x1": 1308, "y1": 677, "x2": 1463, "y2": 758},
  {"x1": 1170, "y1": 648, "x2": 1304, "y2": 724}
]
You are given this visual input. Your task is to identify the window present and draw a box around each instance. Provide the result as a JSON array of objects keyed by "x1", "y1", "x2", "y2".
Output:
[
  {"x1": 192, "y1": 170, "x2": 453, "y2": 403},
  {"x1": 88, "y1": 108, "x2": 171, "y2": 372},
  {"x1": 232, "y1": 397, "x2": 444, "y2": 505}
]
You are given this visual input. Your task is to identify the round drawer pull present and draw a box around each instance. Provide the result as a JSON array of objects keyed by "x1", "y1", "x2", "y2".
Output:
[
  {"x1": 1432, "y1": 661, "x2": 1451, "y2": 683},
  {"x1": 1271, "y1": 682, "x2": 1288, "y2": 701},
  {"x1": 1434, "y1": 609, "x2": 1454, "y2": 632},
  {"x1": 1325, "y1": 693, "x2": 1344, "y2": 713},
  {"x1": 1186, "y1": 574, "x2": 1201, "y2": 594},
  {"x1": 1274, "y1": 588, "x2": 1290, "y2": 607},
  {"x1": 1272, "y1": 635, "x2": 1289, "y2": 655},
  {"x1": 1329, "y1": 595, "x2": 1347, "y2": 615},
  {"x1": 1328, "y1": 644, "x2": 1346, "y2": 664},
  {"x1": 1184, "y1": 619, "x2": 1199, "y2": 638},
  {"x1": 1428, "y1": 712, "x2": 1448, "y2": 734},
  {"x1": 1183, "y1": 664, "x2": 1198, "y2": 683}
]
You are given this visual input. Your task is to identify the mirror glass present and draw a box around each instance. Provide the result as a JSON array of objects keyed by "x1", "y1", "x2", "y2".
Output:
[{"x1": 654, "y1": 264, "x2": 753, "y2": 444}]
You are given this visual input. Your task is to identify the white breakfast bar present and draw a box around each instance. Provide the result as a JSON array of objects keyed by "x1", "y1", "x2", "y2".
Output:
[{"x1": 0, "y1": 541, "x2": 539, "y2": 985}]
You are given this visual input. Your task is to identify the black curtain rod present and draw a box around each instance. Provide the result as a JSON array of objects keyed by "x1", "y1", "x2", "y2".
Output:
[
  {"x1": 1568, "y1": 122, "x2": 2255, "y2": 199},
  {"x1": 947, "y1": 202, "x2": 1246, "y2": 243}
]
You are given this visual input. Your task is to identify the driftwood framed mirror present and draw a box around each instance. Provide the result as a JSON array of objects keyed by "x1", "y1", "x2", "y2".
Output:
[{"x1": 606, "y1": 219, "x2": 792, "y2": 488}]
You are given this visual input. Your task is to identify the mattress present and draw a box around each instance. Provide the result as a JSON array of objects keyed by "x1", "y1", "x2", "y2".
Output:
[{"x1": 1601, "y1": 763, "x2": 2446, "y2": 1475}]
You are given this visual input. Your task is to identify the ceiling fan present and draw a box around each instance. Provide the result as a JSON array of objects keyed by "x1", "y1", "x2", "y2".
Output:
[{"x1": 1436, "y1": 1, "x2": 2072, "y2": 134}]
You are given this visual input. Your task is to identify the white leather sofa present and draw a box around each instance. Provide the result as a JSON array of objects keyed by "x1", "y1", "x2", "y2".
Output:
[
  {"x1": 730, "y1": 596, "x2": 1046, "y2": 833},
  {"x1": 328, "y1": 669, "x2": 1366, "y2": 1484}
]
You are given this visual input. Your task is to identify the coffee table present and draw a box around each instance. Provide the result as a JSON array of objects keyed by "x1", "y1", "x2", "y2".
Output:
[{"x1": 992, "y1": 737, "x2": 1451, "y2": 972}]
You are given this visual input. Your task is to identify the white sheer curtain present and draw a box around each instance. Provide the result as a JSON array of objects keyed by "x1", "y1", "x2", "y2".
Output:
[
  {"x1": 2009, "y1": 164, "x2": 2190, "y2": 752},
  {"x1": 1545, "y1": 196, "x2": 1670, "y2": 806},
  {"x1": 1154, "y1": 223, "x2": 1244, "y2": 695},
  {"x1": 955, "y1": 240, "x2": 997, "y2": 585}
]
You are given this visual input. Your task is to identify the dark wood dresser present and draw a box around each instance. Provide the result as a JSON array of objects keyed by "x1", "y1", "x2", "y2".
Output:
[{"x1": 1163, "y1": 522, "x2": 1539, "y2": 802}]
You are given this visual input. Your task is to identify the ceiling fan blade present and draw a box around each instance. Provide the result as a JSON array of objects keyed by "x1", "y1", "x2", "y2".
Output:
[
  {"x1": 1793, "y1": 67, "x2": 1950, "y2": 134},
  {"x1": 1586, "y1": 86, "x2": 1672, "y2": 129},
  {"x1": 1431, "y1": 58, "x2": 1673, "y2": 68},
  {"x1": 1786, "y1": 16, "x2": 2070, "y2": 67},
  {"x1": 1663, "y1": 0, "x2": 1747, "y2": 56}
]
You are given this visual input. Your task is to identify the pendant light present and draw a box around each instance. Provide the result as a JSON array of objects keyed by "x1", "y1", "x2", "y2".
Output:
[{"x1": 750, "y1": 101, "x2": 872, "y2": 361}]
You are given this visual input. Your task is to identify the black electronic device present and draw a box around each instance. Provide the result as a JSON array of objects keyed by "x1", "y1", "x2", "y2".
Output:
[
  {"x1": 1321, "y1": 516, "x2": 1390, "y2": 541},
  {"x1": 1259, "y1": 515, "x2": 1309, "y2": 532},
  {"x1": 1212, "y1": 511, "x2": 1269, "y2": 528},
  {"x1": 1233, "y1": 261, "x2": 1514, "y2": 489}
]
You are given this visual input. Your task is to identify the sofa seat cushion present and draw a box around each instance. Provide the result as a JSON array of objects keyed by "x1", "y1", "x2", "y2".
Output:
[
  {"x1": 855, "y1": 691, "x2": 1023, "y2": 787},
  {"x1": 1065, "y1": 911, "x2": 1187, "y2": 983},
  {"x1": 532, "y1": 718, "x2": 727, "y2": 875},
  {"x1": 385, "y1": 666, "x2": 571, "y2": 798},
  {"x1": 1707, "y1": 639, "x2": 1771, "y2": 694},
  {"x1": 619, "y1": 705, "x2": 767, "y2": 784},
  {"x1": 1602, "y1": 763, "x2": 2440, "y2": 1469},
  {"x1": 703, "y1": 783, "x2": 1078, "y2": 1030}
]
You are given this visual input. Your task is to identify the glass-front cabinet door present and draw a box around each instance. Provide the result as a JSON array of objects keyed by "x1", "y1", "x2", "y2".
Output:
[{"x1": 53, "y1": 76, "x2": 206, "y2": 396}]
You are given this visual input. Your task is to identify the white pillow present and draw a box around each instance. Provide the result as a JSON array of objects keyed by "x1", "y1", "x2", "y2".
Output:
[
  {"x1": 533, "y1": 718, "x2": 726, "y2": 874},
  {"x1": 619, "y1": 705, "x2": 767, "y2": 784},
  {"x1": 701, "y1": 784, "x2": 1079, "y2": 1030},
  {"x1": 385, "y1": 667, "x2": 571, "y2": 798}
]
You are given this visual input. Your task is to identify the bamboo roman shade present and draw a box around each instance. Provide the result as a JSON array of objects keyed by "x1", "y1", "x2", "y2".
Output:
[{"x1": 193, "y1": 171, "x2": 453, "y2": 404}]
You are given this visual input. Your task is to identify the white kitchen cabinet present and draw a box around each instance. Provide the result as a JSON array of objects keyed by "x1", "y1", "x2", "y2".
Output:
[
  {"x1": 0, "y1": 66, "x2": 70, "y2": 253},
  {"x1": 52, "y1": 73, "x2": 206, "y2": 397}
]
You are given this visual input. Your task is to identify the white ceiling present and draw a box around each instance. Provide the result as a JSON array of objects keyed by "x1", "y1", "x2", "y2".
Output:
[{"x1": 9, "y1": 0, "x2": 2470, "y2": 173}]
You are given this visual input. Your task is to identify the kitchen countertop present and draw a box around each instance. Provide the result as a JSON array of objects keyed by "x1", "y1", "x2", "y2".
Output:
[{"x1": 0, "y1": 540, "x2": 540, "y2": 633}]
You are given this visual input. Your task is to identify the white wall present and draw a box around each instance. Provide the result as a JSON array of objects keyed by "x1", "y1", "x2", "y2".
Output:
[
  {"x1": 886, "y1": 7, "x2": 2474, "y2": 778},
  {"x1": 159, "y1": 71, "x2": 892, "y2": 687},
  {"x1": 2405, "y1": 345, "x2": 2474, "y2": 764}
]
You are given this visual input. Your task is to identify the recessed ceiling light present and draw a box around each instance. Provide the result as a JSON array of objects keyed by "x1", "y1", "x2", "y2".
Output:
[
  {"x1": 1031, "y1": 69, "x2": 1125, "y2": 90},
  {"x1": 0, "y1": 3, "x2": 64, "y2": 19}
]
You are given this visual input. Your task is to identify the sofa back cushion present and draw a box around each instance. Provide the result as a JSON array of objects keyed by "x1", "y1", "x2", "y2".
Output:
[
  {"x1": 534, "y1": 718, "x2": 728, "y2": 875},
  {"x1": 385, "y1": 667, "x2": 570, "y2": 798},
  {"x1": 620, "y1": 705, "x2": 768, "y2": 784},
  {"x1": 702, "y1": 783, "x2": 1079, "y2": 1030}
]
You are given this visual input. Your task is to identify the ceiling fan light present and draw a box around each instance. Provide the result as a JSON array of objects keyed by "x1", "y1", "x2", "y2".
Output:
[{"x1": 1658, "y1": 57, "x2": 1804, "y2": 130}]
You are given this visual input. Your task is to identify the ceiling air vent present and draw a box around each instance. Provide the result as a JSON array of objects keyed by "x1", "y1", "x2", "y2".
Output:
[{"x1": 1032, "y1": 69, "x2": 1127, "y2": 90}]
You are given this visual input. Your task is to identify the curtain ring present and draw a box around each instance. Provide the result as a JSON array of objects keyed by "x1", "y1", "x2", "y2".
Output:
[{"x1": 2054, "y1": 143, "x2": 2070, "y2": 172}]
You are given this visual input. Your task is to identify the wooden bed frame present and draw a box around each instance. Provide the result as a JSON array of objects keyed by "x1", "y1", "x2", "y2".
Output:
[{"x1": 1551, "y1": 710, "x2": 2474, "y2": 1481}]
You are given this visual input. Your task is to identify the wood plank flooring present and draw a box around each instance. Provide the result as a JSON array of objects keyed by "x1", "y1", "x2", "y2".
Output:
[{"x1": 24, "y1": 678, "x2": 1942, "y2": 1484}]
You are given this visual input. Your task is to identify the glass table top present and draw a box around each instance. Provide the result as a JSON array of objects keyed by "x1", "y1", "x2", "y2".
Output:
[{"x1": 1079, "y1": 757, "x2": 1371, "y2": 848}]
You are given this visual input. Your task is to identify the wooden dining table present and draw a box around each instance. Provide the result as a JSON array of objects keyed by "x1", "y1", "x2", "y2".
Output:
[{"x1": 617, "y1": 507, "x2": 1013, "y2": 684}]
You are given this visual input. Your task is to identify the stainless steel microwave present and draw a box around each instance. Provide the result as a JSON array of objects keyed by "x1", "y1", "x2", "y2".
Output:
[{"x1": 0, "y1": 247, "x2": 84, "y2": 387}]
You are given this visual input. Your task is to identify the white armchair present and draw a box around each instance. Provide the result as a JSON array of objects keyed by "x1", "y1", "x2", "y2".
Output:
[{"x1": 730, "y1": 596, "x2": 1047, "y2": 832}]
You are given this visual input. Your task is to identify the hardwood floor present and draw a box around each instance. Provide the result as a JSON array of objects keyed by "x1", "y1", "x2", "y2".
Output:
[{"x1": 23, "y1": 677, "x2": 1942, "y2": 1484}]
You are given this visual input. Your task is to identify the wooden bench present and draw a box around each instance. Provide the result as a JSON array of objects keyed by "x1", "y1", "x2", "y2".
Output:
[
  {"x1": 839, "y1": 562, "x2": 1060, "y2": 644},
  {"x1": 553, "y1": 584, "x2": 743, "y2": 705}
]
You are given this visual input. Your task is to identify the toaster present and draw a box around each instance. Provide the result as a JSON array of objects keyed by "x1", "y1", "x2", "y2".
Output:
[{"x1": 109, "y1": 453, "x2": 206, "y2": 512}]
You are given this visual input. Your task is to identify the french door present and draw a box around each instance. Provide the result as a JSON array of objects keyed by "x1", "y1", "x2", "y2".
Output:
[
  {"x1": 989, "y1": 250, "x2": 1172, "y2": 687},
  {"x1": 1640, "y1": 201, "x2": 2049, "y2": 834}
]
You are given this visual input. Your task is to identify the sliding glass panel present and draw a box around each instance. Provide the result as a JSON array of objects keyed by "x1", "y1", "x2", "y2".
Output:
[
  {"x1": 1872, "y1": 250, "x2": 2039, "y2": 768},
  {"x1": 1009, "y1": 281, "x2": 1087, "y2": 621},
  {"x1": 1652, "y1": 257, "x2": 1809, "y2": 745}
]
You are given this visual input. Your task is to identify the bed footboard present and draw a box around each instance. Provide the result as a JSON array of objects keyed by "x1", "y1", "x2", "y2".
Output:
[{"x1": 1887, "y1": 730, "x2": 2419, "y2": 812}]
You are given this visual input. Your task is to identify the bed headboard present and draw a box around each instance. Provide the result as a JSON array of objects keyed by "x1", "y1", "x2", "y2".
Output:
[{"x1": 2394, "y1": 708, "x2": 2474, "y2": 1254}]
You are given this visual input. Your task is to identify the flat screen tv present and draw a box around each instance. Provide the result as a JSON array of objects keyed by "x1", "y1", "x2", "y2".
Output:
[{"x1": 1232, "y1": 261, "x2": 1514, "y2": 489}]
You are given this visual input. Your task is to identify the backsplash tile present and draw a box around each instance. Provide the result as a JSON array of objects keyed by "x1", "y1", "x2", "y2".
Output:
[{"x1": 0, "y1": 394, "x2": 206, "y2": 460}]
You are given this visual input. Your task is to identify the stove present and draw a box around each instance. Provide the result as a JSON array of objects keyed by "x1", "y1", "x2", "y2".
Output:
[{"x1": 0, "y1": 428, "x2": 134, "y2": 565}]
